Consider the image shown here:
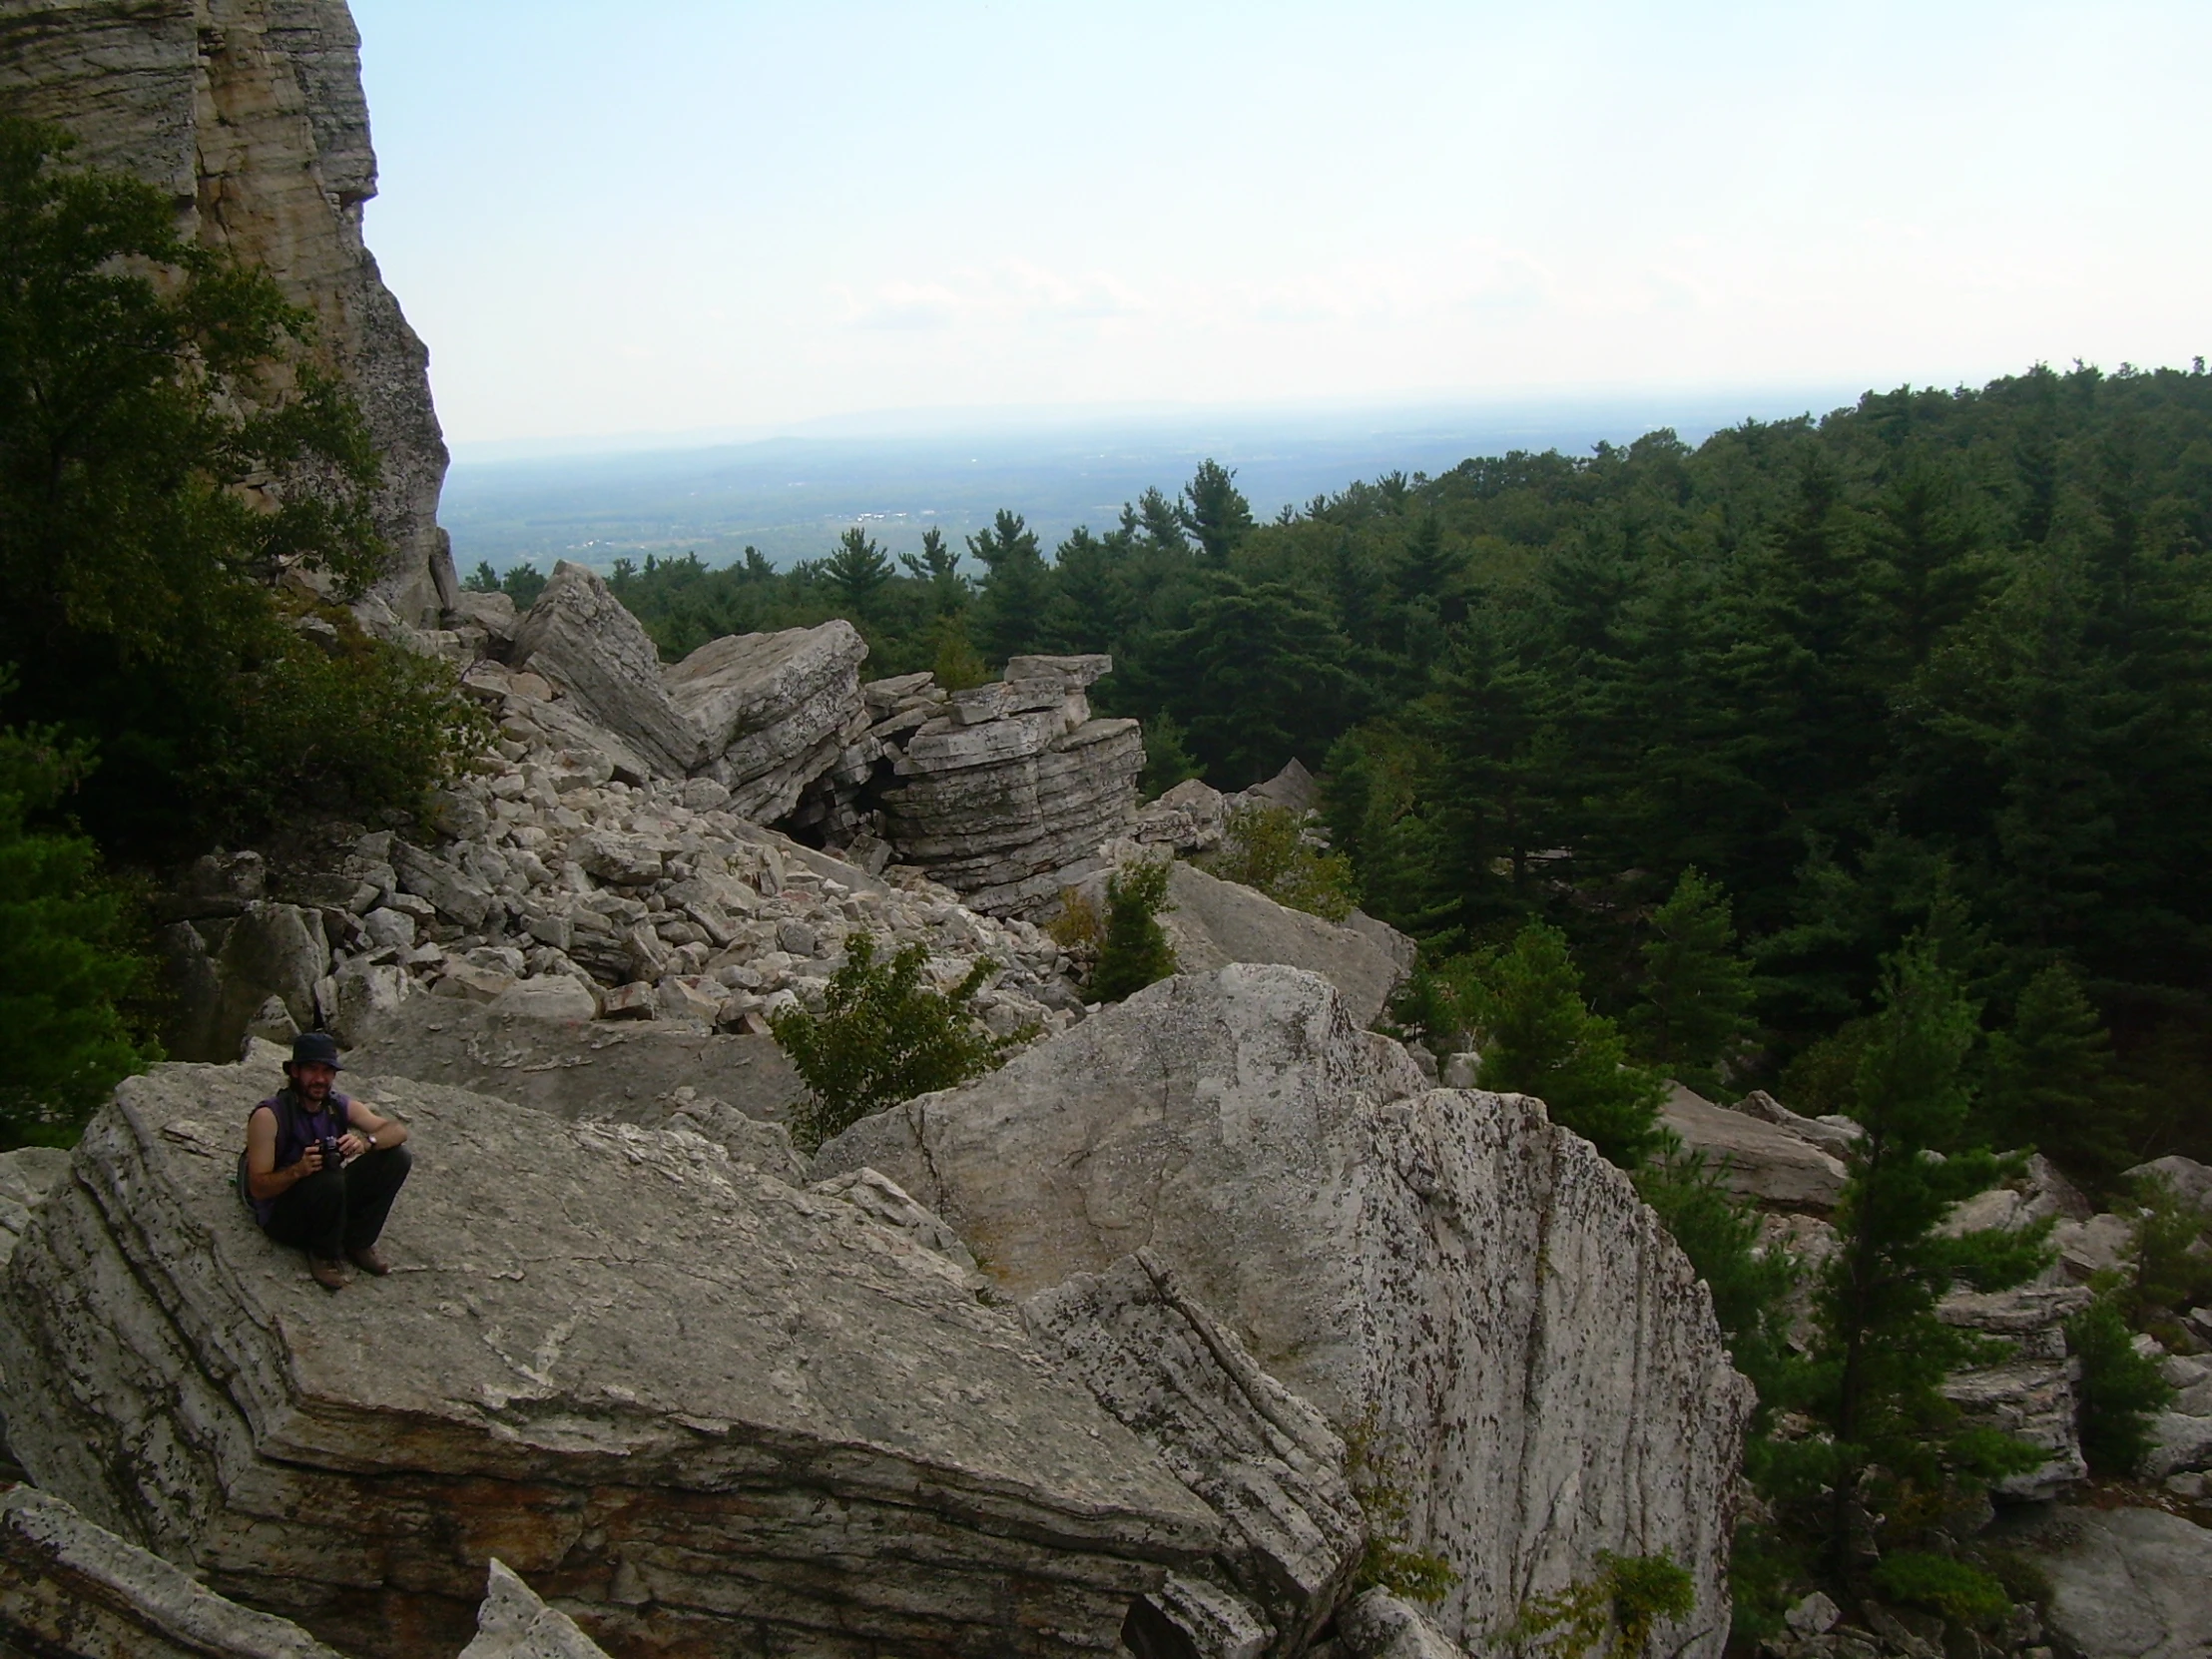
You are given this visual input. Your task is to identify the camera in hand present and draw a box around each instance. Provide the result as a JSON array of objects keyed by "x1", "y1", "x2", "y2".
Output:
[{"x1": 315, "y1": 1135, "x2": 344, "y2": 1170}]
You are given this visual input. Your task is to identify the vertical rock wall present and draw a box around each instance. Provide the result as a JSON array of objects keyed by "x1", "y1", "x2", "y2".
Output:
[{"x1": 0, "y1": 0, "x2": 454, "y2": 624}]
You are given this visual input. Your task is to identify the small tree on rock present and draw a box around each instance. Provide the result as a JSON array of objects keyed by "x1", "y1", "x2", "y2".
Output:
[
  {"x1": 771, "y1": 932, "x2": 1010, "y2": 1150},
  {"x1": 1089, "y1": 858, "x2": 1178, "y2": 1004}
]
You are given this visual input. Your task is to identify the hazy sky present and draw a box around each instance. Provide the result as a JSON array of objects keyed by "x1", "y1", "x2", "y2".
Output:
[{"x1": 349, "y1": 1, "x2": 2210, "y2": 446}]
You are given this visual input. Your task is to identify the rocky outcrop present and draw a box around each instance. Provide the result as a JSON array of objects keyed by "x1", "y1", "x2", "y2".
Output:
[
  {"x1": 1140, "y1": 860, "x2": 1409, "y2": 1029},
  {"x1": 461, "y1": 1560, "x2": 614, "y2": 1659},
  {"x1": 1936, "y1": 1285, "x2": 2093, "y2": 1499},
  {"x1": 869, "y1": 656, "x2": 1145, "y2": 913},
  {"x1": 0, "y1": 0, "x2": 453, "y2": 624},
  {"x1": 0, "y1": 1483, "x2": 348, "y2": 1659},
  {"x1": 0, "y1": 1059, "x2": 1221, "y2": 1658},
  {"x1": 1662, "y1": 1085, "x2": 1848, "y2": 1214},
  {"x1": 1022, "y1": 1249, "x2": 1368, "y2": 1657},
  {"x1": 509, "y1": 563, "x2": 872, "y2": 819},
  {"x1": 1333, "y1": 1589, "x2": 1466, "y2": 1659},
  {"x1": 817, "y1": 965, "x2": 1753, "y2": 1659},
  {"x1": 2008, "y1": 1504, "x2": 2212, "y2": 1659}
]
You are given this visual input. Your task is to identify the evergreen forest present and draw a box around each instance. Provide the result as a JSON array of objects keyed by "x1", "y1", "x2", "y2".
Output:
[{"x1": 475, "y1": 361, "x2": 2212, "y2": 1171}]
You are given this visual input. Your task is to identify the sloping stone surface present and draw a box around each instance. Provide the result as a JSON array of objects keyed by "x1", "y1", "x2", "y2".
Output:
[
  {"x1": 1661, "y1": 1085, "x2": 1847, "y2": 1214},
  {"x1": 1023, "y1": 1249, "x2": 1367, "y2": 1656},
  {"x1": 817, "y1": 965, "x2": 1753, "y2": 1659},
  {"x1": 0, "y1": 1060, "x2": 1220, "y2": 1659},
  {"x1": 0, "y1": 1483, "x2": 346, "y2": 1659},
  {"x1": 1335, "y1": 1588, "x2": 1467, "y2": 1659},
  {"x1": 2010, "y1": 1504, "x2": 2212, "y2": 1659},
  {"x1": 461, "y1": 1560, "x2": 613, "y2": 1659},
  {"x1": 1152, "y1": 861, "x2": 1407, "y2": 1029},
  {"x1": 0, "y1": 0, "x2": 452, "y2": 624},
  {"x1": 511, "y1": 564, "x2": 709, "y2": 778}
]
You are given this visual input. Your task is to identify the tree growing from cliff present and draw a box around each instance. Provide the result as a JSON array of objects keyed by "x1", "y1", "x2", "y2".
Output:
[
  {"x1": 1808, "y1": 938, "x2": 2050, "y2": 1561},
  {"x1": 0, "y1": 117, "x2": 480, "y2": 853}
]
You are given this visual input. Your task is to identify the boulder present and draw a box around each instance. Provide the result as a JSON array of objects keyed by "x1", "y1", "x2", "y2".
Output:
[
  {"x1": 2125, "y1": 1154, "x2": 2212, "y2": 1220},
  {"x1": 1146, "y1": 861, "x2": 1409, "y2": 1029},
  {"x1": 158, "y1": 903, "x2": 332, "y2": 1063},
  {"x1": 460, "y1": 1560, "x2": 612, "y2": 1659},
  {"x1": 0, "y1": 1483, "x2": 348, "y2": 1659},
  {"x1": 1235, "y1": 760, "x2": 1321, "y2": 817},
  {"x1": 343, "y1": 998, "x2": 807, "y2": 1126},
  {"x1": 1726, "y1": 1090, "x2": 1862, "y2": 1158},
  {"x1": 2142, "y1": 1410, "x2": 2212, "y2": 1479},
  {"x1": 0, "y1": 1146, "x2": 72, "y2": 1271},
  {"x1": 511, "y1": 563, "x2": 708, "y2": 778},
  {"x1": 1661, "y1": 1085, "x2": 1848, "y2": 1214},
  {"x1": 816, "y1": 965, "x2": 1752, "y2": 1658},
  {"x1": 1022, "y1": 1249, "x2": 1367, "y2": 1655},
  {"x1": 2010, "y1": 1504, "x2": 2212, "y2": 1659},
  {"x1": 1335, "y1": 1588, "x2": 1467, "y2": 1659},
  {"x1": 0, "y1": 1059, "x2": 1220, "y2": 1658}
]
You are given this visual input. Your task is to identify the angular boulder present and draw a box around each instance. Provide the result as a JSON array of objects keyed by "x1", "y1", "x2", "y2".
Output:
[
  {"x1": 817, "y1": 965, "x2": 1753, "y2": 1658},
  {"x1": 1661, "y1": 1085, "x2": 1847, "y2": 1215},
  {"x1": 1152, "y1": 860, "x2": 1408, "y2": 1028},
  {"x1": 0, "y1": 1483, "x2": 346, "y2": 1659},
  {"x1": 2012, "y1": 1504, "x2": 2212, "y2": 1659},
  {"x1": 1022, "y1": 1249, "x2": 1367, "y2": 1656},
  {"x1": 511, "y1": 564, "x2": 869, "y2": 818},
  {"x1": 0, "y1": 1060, "x2": 1219, "y2": 1659},
  {"x1": 461, "y1": 1560, "x2": 613, "y2": 1659}
]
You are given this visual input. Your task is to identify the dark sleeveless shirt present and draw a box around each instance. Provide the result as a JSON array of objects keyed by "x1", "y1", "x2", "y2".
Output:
[{"x1": 246, "y1": 1089, "x2": 351, "y2": 1227}]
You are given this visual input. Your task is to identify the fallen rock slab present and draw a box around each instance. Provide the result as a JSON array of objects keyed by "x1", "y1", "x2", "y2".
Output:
[
  {"x1": 1151, "y1": 861, "x2": 1408, "y2": 1029},
  {"x1": 0, "y1": 1059, "x2": 1220, "y2": 1658},
  {"x1": 817, "y1": 965, "x2": 1752, "y2": 1659},
  {"x1": 0, "y1": 1483, "x2": 347, "y2": 1659},
  {"x1": 1335, "y1": 1587, "x2": 1467, "y2": 1659}
]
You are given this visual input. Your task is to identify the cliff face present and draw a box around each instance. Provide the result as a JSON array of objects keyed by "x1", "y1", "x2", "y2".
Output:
[{"x1": 0, "y1": 0, "x2": 454, "y2": 625}]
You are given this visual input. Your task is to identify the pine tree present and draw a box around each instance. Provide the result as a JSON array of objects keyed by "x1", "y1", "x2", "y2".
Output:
[
  {"x1": 1812, "y1": 939, "x2": 2050, "y2": 1562},
  {"x1": 1629, "y1": 867, "x2": 1757, "y2": 1095},
  {"x1": 1180, "y1": 459, "x2": 1255, "y2": 563},
  {"x1": 898, "y1": 526, "x2": 967, "y2": 615},
  {"x1": 1090, "y1": 858, "x2": 1179, "y2": 1003},
  {"x1": 967, "y1": 509, "x2": 1052, "y2": 664},
  {"x1": 825, "y1": 526, "x2": 893, "y2": 615},
  {"x1": 1473, "y1": 922, "x2": 1669, "y2": 1170},
  {"x1": 1976, "y1": 961, "x2": 2140, "y2": 1182}
]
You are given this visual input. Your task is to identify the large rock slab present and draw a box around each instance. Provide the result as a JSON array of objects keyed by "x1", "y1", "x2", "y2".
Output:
[
  {"x1": 0, "y1": 0, "x2": 453, "y2": 624},
  {"x1": 1153, "y1": 861, "x2": 1407, "y2": 1029},
  {"x1": 341, "y1": 999, "x2": 807, "y2": 1127},
  {"x1": 0, "y1": 1060, "x2": 1220, "y2": 1658},
  {"x1": 1661, "y1": 1085, "x2": 1847, "y2": 1215},
  {"x1": 0, "y1": 1483, "x2": 347, "y2": 1659},
  {"x1": 511, "y1": 564, "x2": 710, "y2": 778},
  {"x1": 817, "y1": 965, "x2": 1753, "y2": 1659},
  {"x1": 2009, "y1": 1505, "x2": 2212, "y2": 1659},
  {"x1": 1022, "y1": 1249, "x2": 1367, "y2": 1656}
]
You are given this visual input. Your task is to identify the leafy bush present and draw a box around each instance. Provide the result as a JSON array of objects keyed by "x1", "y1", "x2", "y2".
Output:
[
  {"x1": 2065, "y1": 1294, "x2": 2174, "y2": 1474},
  {"x1": 1500, "y1": 1551, "x2": 1695, "y2": 1659},
  {"x1": 1045, "y1": 885, "x2": 1103, "y2": 951},
  {"x1": 1344, "y1": 1414, "x2": 1459, "y2": 1605},
  {"x1": 0, "y1": 710, "x2": 157, "y2": 1145},
  {"x1": 1088, "y1": 857, "x2": 1179, "y2": 1003},
  {"x1": 1202, "y1": 800, "x2": 1357, "y2": 921},
  {"x1": 1868, "y1": 1550, "x2": 2009, "y2": 1630},
  {"x1": 770, "y1": 932, "x2": 1011, "y2": 1150}
]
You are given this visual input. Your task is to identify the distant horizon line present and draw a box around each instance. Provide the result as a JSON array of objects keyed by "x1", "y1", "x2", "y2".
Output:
[{"x1": 442, "y1": 380, "x2": 1890, "y2": 468}]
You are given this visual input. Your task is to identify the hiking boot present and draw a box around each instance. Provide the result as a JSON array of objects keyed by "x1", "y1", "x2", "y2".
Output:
[
  {"x1": 308, "y1": 1255, "x2": 348, "y2": 1293},
  {"x1": 345, "y1": 1244, "x2": 391, "y2": 1277}
]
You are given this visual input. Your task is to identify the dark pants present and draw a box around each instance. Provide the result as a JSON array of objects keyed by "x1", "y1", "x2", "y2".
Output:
[{"x1": 263, "y1": 1145, "x2": 411, "y2": 1258}]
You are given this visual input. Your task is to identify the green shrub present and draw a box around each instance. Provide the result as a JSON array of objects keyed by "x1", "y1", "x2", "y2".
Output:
[
  {"x1": 1501, "y1": 1551, "x2": 1695, "y2": 1659},
  {"x1": 1089, "y1": 857, "x2": 1179, "y2": 1003},
  {"x1": 1202, "y1": 801, "x2": 1358, "y2": 921},
  {"x1": 2065, "y1": 1294, "x2": 2174, "y2": 1474},
  {"x1": 2126, "y1": 1171, "x2": 2212, "y2": 1323},
  {"x1": 1344, "y1": 1414, "x2": 1459, "y2": 1605},
  {"x1": 1869, "y1": 1550, "x2": 2009, "y2": 1630},
  {"x1": 770, "y1": 932, "x2": 1011, "y2": 1150},
  {"x1": 0, "y1": 709, "x2": 157, "y2": 1145}
]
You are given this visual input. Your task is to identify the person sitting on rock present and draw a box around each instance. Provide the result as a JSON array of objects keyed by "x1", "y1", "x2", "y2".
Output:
[{"x1": 243, "y1": 1031, "x2": 411, "y2": 1292}]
